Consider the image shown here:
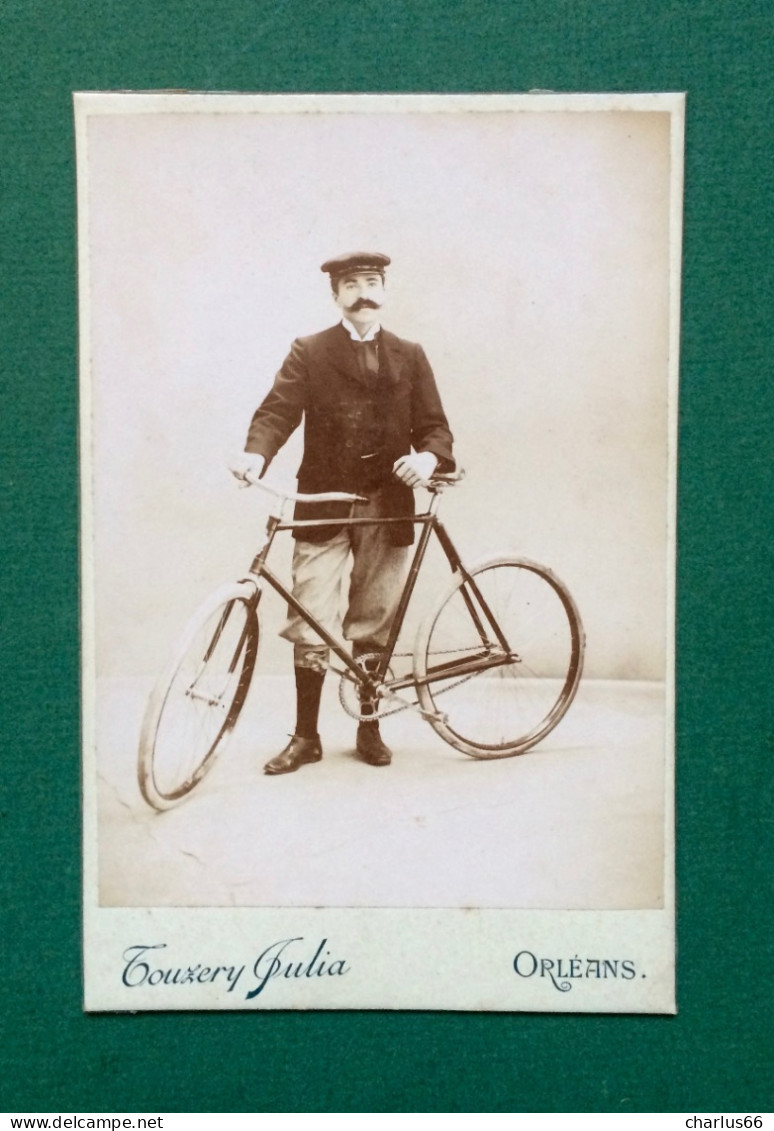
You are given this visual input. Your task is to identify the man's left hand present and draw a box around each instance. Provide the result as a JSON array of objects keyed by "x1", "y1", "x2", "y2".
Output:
[{"x1": 392, "y1": 451, "x2": 439, "y2": 487}]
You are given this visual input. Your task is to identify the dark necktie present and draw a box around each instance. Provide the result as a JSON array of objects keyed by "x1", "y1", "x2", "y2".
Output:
[{"x1": 352, "y1": 337, "x2": 379, "y2": 380}]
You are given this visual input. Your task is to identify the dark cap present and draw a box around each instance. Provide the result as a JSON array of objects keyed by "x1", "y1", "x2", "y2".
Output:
[{"x1": 320, "y1": 251, "x2": 391, "y2": 279}]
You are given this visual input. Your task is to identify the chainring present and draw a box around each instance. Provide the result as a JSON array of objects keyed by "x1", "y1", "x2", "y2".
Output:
[{"x1": 337, "y1": 652, "x2": 404, "y2": 721}]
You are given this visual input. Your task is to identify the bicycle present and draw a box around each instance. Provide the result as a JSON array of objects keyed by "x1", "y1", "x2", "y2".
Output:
[{"x1": 138, "y1": 472, "x2": 585, "y2": 810}]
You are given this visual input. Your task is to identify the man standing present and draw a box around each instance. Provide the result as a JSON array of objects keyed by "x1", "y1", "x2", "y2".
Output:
[{"x1": 231, "y1": 252, "x2": 454, "y2": 774}]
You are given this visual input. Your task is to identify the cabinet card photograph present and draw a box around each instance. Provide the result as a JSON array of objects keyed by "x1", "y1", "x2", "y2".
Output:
[{"x1": 78, "y1": 92, "x2": 683, "y2": 1012}]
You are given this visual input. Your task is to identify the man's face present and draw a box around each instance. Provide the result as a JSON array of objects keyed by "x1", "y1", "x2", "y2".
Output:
[{"x1": 333, "y1": 272, "x2": 386, "y2": 325}]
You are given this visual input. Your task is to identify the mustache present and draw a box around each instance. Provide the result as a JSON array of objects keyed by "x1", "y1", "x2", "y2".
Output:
[{"x1": 347, "y1": 298, "x2": 381, "y2": 311}]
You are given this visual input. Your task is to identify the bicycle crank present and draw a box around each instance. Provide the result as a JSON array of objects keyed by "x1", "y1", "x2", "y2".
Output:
[{"x1": 337, "y1": 653, "x2": 406, "y2": 721}]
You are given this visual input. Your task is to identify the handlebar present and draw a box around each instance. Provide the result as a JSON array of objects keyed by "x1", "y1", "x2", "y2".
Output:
[
  {"x1": 242, "y1": 471, "x2": 368, "y2": 504},
  {"x1": 238, "y1": 467, "x2": 465, "y2": 504}
]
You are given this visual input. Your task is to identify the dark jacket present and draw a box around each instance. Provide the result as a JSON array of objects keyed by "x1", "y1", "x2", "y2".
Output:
[{"x1": 245, "y1": 323, "x2": 454, "y2": 544}]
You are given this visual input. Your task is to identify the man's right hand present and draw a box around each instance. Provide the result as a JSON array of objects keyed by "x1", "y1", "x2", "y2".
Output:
[{"x1": 230, "y1": 452, "x2": 266, "y2": 486}]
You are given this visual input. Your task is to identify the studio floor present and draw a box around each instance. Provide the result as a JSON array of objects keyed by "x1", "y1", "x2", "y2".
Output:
[{"x1": 94, "y1": 676, "x2": 668, "y2": 910}]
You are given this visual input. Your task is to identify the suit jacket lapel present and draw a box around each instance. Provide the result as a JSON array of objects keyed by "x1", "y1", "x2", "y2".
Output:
[
  {"x1": 322, "y1": 323, "x2": 369, "y2": 386},
  {"x1": 377, "y1": 329, "x2": 406, "y2": 387},
  {"x1": 321, "y1": 323, "x2": 407, "y2": 387}
]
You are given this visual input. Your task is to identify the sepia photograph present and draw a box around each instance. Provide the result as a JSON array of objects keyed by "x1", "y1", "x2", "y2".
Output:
[{"x1": 78, "y1": 92, "x2": 682, "y2": 1011}]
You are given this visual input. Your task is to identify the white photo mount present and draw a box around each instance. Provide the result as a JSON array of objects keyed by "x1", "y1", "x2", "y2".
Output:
[{"x1": 78, "y1": 91, "x2": 683, "y2": 1013}]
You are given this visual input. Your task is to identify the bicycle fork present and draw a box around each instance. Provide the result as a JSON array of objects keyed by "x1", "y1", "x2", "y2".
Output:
[{"x1": 186, "y1": 586, "x2": 263, "y2": 707}]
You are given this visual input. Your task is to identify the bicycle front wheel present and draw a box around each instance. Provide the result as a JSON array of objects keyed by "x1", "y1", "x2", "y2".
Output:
[
  {"x1": 138, "y1": 581, "x2": 259, "y2": 810},
  {"x1": 414, "y1": 558, "x2": 584, "y2": 758}
]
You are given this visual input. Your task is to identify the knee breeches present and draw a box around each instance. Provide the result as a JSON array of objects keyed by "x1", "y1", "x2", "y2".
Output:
[{"x1": 280, "y1": 491, "x2": 409, "y2": 669}]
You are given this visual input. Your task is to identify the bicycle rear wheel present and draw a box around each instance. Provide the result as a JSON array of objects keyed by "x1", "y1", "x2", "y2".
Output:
[
  {"x1": 138, "y1": 581, "x2": 259, "y2": 810},
  {"x1": 414, "y1": 558, "x2": 584, "y2": 758}
]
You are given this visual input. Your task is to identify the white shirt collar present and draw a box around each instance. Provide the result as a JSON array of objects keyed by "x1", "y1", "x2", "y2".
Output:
[{"x1": 341, "y1": 317, "x2": 381, "y2": 342}]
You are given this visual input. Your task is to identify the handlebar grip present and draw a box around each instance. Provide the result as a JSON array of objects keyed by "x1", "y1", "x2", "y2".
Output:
[{"x1": 428, "y1": 469, "x2": 466, "y2": 485}]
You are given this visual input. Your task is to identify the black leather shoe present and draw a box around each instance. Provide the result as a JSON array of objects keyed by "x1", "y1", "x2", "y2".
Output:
[
  {"x1": 356, "y1": 723, "x2": 392, "y2": 766},
  {"x1": 264, "y1": 735, "x2": 322, "y2": 775}
]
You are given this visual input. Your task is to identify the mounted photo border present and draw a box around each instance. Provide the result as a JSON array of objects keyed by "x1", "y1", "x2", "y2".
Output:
[{"x1": 77, "y1": 91, "x2": 683, "y2": 1013}]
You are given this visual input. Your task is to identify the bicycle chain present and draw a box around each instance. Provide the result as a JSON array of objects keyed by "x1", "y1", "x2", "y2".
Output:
[{"x1": 336, "y1": 647, "x2": 488, "y2": 722}]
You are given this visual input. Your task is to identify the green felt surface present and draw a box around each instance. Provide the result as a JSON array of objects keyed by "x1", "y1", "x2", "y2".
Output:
[{"x1": 1, "y1": 0, "x2": 772, "y2": 1114}]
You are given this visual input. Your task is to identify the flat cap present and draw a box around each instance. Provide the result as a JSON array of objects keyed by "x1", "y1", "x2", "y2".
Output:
[{"x1": 320, "y1": 251, "x2": 391, "y2": 278}]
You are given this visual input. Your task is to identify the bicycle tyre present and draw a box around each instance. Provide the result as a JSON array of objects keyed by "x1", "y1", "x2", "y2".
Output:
[
  {"x1": 414, "y1": 557, "x2": 584, "y2": 759},
  {"x1": 138, "y1": 580, "x2": 259, "y2": 810}
]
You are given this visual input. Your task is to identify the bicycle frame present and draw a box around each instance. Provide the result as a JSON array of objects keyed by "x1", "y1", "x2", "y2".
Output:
[
  {"x1": 242, "y1": 490, "x2": 516, "y2": 702},
  {"x1": 139, "y1": 478, "x2": 584, "y2": 808}
]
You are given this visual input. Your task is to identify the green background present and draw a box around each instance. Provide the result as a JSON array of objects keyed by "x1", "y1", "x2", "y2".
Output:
[{"x1": 2, "y1": 0, "x2": 771, "y2": 1114}]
